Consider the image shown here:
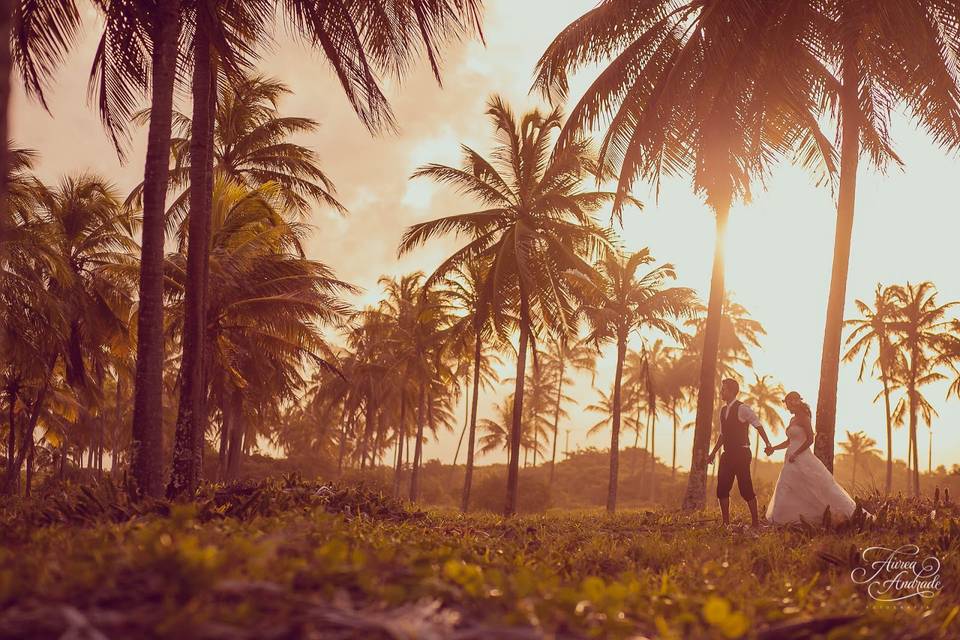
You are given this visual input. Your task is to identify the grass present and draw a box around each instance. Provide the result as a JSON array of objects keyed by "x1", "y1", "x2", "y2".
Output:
[{"x1": 1, "y1": 479, "x2": 957, "y2": 639}]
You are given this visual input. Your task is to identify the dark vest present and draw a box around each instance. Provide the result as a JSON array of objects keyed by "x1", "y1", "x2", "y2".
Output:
[{"x1": 721, "y1": 400, "x2": 750, "y2": 450}]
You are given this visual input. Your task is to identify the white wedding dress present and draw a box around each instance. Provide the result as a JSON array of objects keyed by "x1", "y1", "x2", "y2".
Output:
[{"x1": 766, "y1": 417, "x2": 860, "y2": 524}]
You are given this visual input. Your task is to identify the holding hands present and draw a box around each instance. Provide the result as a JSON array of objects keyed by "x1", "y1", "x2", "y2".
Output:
[{"x1": 763, "y1": 445, "x2": 775, "y2": 457}]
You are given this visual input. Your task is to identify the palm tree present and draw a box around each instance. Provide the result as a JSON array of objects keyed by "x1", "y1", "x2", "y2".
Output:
[
  {"x1": 163, "y1": 178, "x2": 354, "y2": 481},
  {"x1": 166, "y1": 0, "x2": 483, "y2": 497},
  {"x1": 621, "y1": 350, "x2": 649, "y2": 458},
  {"x1": 130, "y1": 76, "x2": 346, "y2": 225},
  {"x1": 398, "y1": 96, "x2": 619, "y2": 516},
  {"x1": 374, "y1": 272, "x2": 455, "y2": 501},
  {"x1": 504, "y1": 353, "x2": 557, "y2": 468},
  {"x1": 888, "y1": 282, "x2": 955, "y2": 496},
  {"x1": 441, "y1": 259, "x2": 506, "y2": 511},
  {"x1": 477, "y1": 394, "x2": 541, "y2": 462},
  {"x1": 167, "y1": 0, "x2": 274, "y2": 499},
  {"x1": 942, "y1": 319, "x2": 960, "y2": 409},
  {"x1": 811, "y1": 2, "x2": 960, "y2": 472},
  {"x1": 534, "y1": 1, "x2": 836, "y2": 511},
  {"x1": 540, "y1": 336, "x2": 595, "y2": 486},
  {"x1": 633, "y1": 340, "x2": 679, "y2": 500},
  {"x1": 743, "y1": 374, "x2": 786, "y2": 471},
  {"x1": 1, "y1": 170, "x2": 137, "y2": 494},
  {"x1": 839, "y1": 430, "x2": 879, "y2": 491},
  {"x1": 658, "y1": 351, "x2": 695, "y2": 479},
  {"x1": 12, "y1": 0, "x2": 482, "y2": 498},
  {"x1": 570, "y1": 249, "x2": 695, "y2": 512},
  {"x1": 844, "y1": 284, "x2": 903, "y2": 494}
]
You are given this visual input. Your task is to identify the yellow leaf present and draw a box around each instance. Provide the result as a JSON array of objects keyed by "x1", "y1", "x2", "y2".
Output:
[
  {"x1": 703, "y1": 595, "x2": 732, "y2": 625},
  {"x1": 720, "y1": 612, "x2": 750, "y2": 638}
]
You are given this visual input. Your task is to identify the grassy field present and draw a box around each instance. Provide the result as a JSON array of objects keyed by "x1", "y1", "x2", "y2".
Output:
[{"x1": 1, "y1": 479, "x2": 957, "y2": 639}]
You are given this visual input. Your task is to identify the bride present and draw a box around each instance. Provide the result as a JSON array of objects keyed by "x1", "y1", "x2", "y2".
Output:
[{"x1": 764, "y1": 391, "x2": 861, "y2": 524}]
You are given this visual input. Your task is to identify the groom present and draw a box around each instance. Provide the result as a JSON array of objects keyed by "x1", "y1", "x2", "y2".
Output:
[{"x1": 706, "y1": 378, "x2": 774, "y2": 528}]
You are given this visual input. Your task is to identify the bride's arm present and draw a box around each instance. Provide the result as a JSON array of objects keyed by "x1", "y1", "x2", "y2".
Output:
[{"x1": 787, "y1": 416, "x2": 815, "y2": 462}]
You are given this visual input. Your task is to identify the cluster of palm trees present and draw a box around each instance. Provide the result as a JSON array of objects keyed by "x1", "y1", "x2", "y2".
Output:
[
  {"x1": 534, "y1": 0, "x2": 960, "y2": 509},
  {"x1": 5, "y1": 0, "x2": 960, "y2": 514},
  {"x1": 1, "y1": 79, "x2": 355, "y2": 496},
  {"x1": 4, "y1": 0, "x2": 484, "y2": 498},
  {"x1": 845, "y1": 282, "x2": 960, "y2": 497}
]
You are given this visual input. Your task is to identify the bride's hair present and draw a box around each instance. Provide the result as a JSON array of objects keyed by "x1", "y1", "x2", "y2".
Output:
[{"x1": 786, "y1": 391, "x2": 812, "y2": 419}]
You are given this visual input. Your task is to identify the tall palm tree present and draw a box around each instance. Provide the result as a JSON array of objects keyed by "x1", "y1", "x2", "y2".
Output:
[
  {"x1": 743, "y1": 374, "x2": 785, "y2": 470},
  {"x1": 658, "y1": 351, "x2": 695, "y2": 478},
  {"x1": 12, "y1": 0, "x2": 482, "y2": 498},
  {"x1": 1, "y1": 171, "x2": 137, "y2": 494},
  {"x1": 398, "y1": 96, "x2": 619, "y2": 515},
  {"x1": 844, "y1": 284, "x2": 903, "y2": 494},
  {"x1": 441, "y1": 259, "x2": 506, "y2": 511},
  {"x1": 621, "y1": 350, "x2": 649, "y2": 457},
  {"x1": 167, "y1": 0, "x2": 483, "y2": 497},
  {"x1": 812, "y1": 2, "x2": 960, "y2": 472},
  {"x1": 839, "y1": 430, "x2": 879, "y2": 490},
  {"x1": 163, "y1": 178, "x2": 354, "y2": 481},
  {"x1": 570, "y1": 249, "x2": 695, "y2": 512},
  {"x1": 634, "y1": 339, "x2": 678, "y2": 499},
  {"x1": 540, "y1": 336, "x2": 595, "y2": 486},
  {"x1": 682, "y1": 295, "x2": 764, "y2": 457},
  {"x1": 534, "y1": 1, "x2": 836, "y2": 510},
  {"x1": 167, "y1": 0, "x2": 274, "y2": 499},
  {"x1": 478, "y1": 395, "x2": 536, "y2": 461},
  {"x1": 888, "y1": 282, "x2": 954, "y2": 496},
  {"x1": 504, "y1": 353, "x2": 557, "y2": 468}
]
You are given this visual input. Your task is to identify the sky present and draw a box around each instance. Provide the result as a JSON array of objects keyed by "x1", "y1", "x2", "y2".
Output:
[{"x1": 10, "y1": 0, "x2": 960, "y2": 476}]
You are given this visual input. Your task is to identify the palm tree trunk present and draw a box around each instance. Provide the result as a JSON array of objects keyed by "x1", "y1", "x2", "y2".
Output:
[
  {"x1": 0, "y1": 0, "x2": 12, "y2": 223},
  {"x1": 504, "y1": 293, "x2": 530, "y2": 516},
  {"x1": 130, "y1": 0, "x2": 182, "y2": 499},
  {"x1": 169, "y1": 28, "x2": 218, "y2": 499},
  {"x1": 5, "y1": 383, "x2": 16, "y2": 482},
  {"x1": 607, "y1": 336, "x2": 626, "y2": 513},
  {"x1": 217, "y1": 411, "x2": 229, "y2": 480},
  {"x1": 359, "y1": 397, "x2": 376, "y2": 470},
  {"x1": 461, "y1": 331, "x2": 483, "y2": 511},
  {"x1": 225, "y1": 390, "x2": 244, "y2": 480},
  {"x1": 906, "y1": 430, "x2": 913, "y2": 491},
  {"x1": 671, "y1": 402, "x2": 678, "y2": 478},
  {"x1": 852, "y1": 453, "x2": 857, "y2": 489},
  {"x1": 1, "y1": 360, "x2": 54, "y2": 495},
  {"x1": 24, "y1": 433, "x2": 35, "y2": 497},
  {"x1": 112, "y1": 372, "x2": 123, "y2": 478},
  {"x1": 393, "y1": 393, "x2": 406, "y2": 498},
  {"x1": 607, "y1": 335, "x2": 627, "y2": 513},
  {"x1": 881, "y1": 369, "x2": 893, "y2": 494},
  {"x1": 409, "y1": 383, "x2": 426, "y2": 501},
  {"x1": 641, "y1": 411, "x2": 651, "y2": 485},
  {"x1": 928, "y1": 427, "x2": 932, "y2": 474},
  {"x1": 910, "y1": 392, "x2": 920, "y2": 496},
  {"x1": 648, "y1": 409, "x2": 657, "y2": 501},
  {"x1": 549, "y1": 357, "x2": 565, "y2": 487},
  {"x1": 452, "y1": 383, "x2": 469, "y2": 466},
  {"x1": 682, "y1": 201, "x2": 731, "y2": 510},
  {"x1": 336, "y1": 412, "x2": 347, "y2": 475},
  {"x1": 814, "y1": 38, "x2": 861, "y2": 475},
  {"x1": 631, "y1": 393, "x2": 642, "y2": 475}
]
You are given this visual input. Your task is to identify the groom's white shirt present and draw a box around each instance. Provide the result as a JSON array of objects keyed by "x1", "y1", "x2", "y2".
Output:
[{"x1": 721, "y1": 400, "x2": 763, "y2": 429}]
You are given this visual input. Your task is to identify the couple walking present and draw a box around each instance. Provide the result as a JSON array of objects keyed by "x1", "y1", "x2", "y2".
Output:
[{"x1": 706, "y1": 378, "x2": 860, "y2": 527}]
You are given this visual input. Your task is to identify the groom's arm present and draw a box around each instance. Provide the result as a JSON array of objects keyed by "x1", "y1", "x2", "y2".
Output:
[
  {"x1": 741, "y1": 405, "x2": 772, "y2": 449},
  {"x1": 707, "y1": 434, "x2": 724, "y2": 462}
]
